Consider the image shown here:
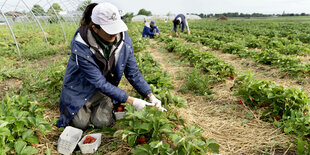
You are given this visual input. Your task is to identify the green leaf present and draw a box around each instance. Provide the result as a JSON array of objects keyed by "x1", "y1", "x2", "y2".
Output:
[
  {"x1": 113, "y1": 130, "x2": 124, "y2": 138},
  {"x1": 14, "y1": 140, "x2": 27, "y2": 154},
  {"x1": 0, "y1": 120, "x2": 8, "y2": 128},
  {"x1": 127, "y1": 134, "x2": 137, "y2": 146},
  {"x1": 170, "y1": 134, "x2": 183, "y2": 145},
  {"x1": 158, "y1": 124, "x2": 172, "y2": 133},
  {"x1": 207, "y1": 139, "x2": 219, "y2": 153},
  {"x1": 168, "y1": 113, "x2": 178, "y2": 120},
  {"x1": 179, "y1": 118, "x2": 185, "y2": 126},
  {"x1": 131, "y1": 144, "x2": 152, "y2": 155},
  {"x1": 26, "y1": 135, "x2": 39, "y2": 144},
  {"x1": 274, "y1": 121, "x2": 282, "y2": 128},
  {"x1": 45, "y1": 148, "x2": 51, "y2": 155},
  {"x1": 297, "y1": 137, "x2": 306, "y2": 154},
  {"x1": 22, "y1": 129, "x2": 34, "y2": 140},
  {"x1": 284, "y1": 127, "x2": 293, "y2": 134},
  {"x1": 101, "y1": 125, "x2": 117, "y2": 136},
  {"x1": 241, "y1": 119, "x2": 248, "y2": 126},
  {"x1": 134, "y1": 122, "x2": 152, "y2": 131},
  {"x1": 20, "y1": 146, "x2": 38, "y2": 155},
  {"x1": 0, "y1": 127, "x2": 10, "y2": 136}
]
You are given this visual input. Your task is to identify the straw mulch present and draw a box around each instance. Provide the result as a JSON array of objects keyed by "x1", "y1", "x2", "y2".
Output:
[{"x1": 148, "y1": 40, "x2": 297, "y2": 154}]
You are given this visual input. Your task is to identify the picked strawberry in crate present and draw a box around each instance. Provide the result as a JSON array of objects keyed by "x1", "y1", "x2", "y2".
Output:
[
  {"x1": 83, "y1": 135, "x2": 96, "y2": 144},
  {"x1": 114, "y1": 104, "x2": 127, "y2": 120},
  {"x1": 78, "y1": 133, "x2": 102, "y2": 154}
]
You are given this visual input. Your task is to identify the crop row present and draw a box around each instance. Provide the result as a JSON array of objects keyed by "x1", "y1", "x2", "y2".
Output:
[
  {"x1": 111, "y1": 51, "x2": 219, "y2": 154},
  {"x1": 157, "y1": 21, "x2": 310, "y2": 80},
  {"x1": 0, "y1": 58, "x2": 67, "y2": 154},
  {"x1": 232, "y1": 74, "x2": 310, "y2": 153},
  {"x1": 157, "y1": 35, "x2": 235, "y2": 81},
  {"x1": 0, "y1": 23, "x2": 75, "y2": 60},
  {"x1": 97, "y1": 23, "x2": 220, "y2": 154},
  {"x1": 169, "y1": 20, "x2": 310, "y2": 56}
]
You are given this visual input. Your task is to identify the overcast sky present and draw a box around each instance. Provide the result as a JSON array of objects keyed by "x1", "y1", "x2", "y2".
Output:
[
  {"x1": 98, "y1": 0, "x2": 310, "y2": 15},
  {"x1": 1, "y1": 0, "x2": 310, "y2": 15}
]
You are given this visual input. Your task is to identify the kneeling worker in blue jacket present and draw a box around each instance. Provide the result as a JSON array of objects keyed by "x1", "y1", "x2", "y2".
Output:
[
  {"x1": 142, "y1": 21, "x2": 159, "y2": 39},
  {"x1": 57, "y1": 3, "x2": 166, "y2": 130}
]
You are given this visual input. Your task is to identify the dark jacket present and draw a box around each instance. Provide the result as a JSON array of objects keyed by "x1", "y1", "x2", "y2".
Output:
[
  {"x1": 172, "y1": 14, "x2": 189, "y2": 32},
  {"x1": 57, "y1": 29, "x2": 152, "y2": 127},
  {"x1": 142, "y1": 23, "x2": 159, "y2": 37}
]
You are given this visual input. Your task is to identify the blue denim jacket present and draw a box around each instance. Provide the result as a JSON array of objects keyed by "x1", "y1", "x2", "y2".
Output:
[{"x1": 57, "y1": 30, "x2": 152, "y2": 127}]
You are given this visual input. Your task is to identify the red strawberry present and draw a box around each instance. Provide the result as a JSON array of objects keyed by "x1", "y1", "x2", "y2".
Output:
[
  {"x1": 117, "y1": 106, "x2": 123, "y2": 112},
  {"x1": 230, "y1": 75, "x2": 235, "y2": 80},
  {"x1": 275, "y1": 115, "x2": 281, "y2": 121},
  {"x1": 251, "y1": 98, "x2": 254, "y2": 101},
  {"x1": 30, "y1": 143, "x2": 37, "y2": 147},
  {"x1": 90, "y1": 138, "x2": 96, "y2": 143},
  {"x1": 83, "y1": 139, "x2": 89, "y2": 144},
  {"x1": 84, "y1": 135, "x2": 96, "y2": 144},
  {"x1": 238, "y1": 100, "x2": 243, "y2": 105},
  {"x1": 139, "y1": 137, "x2": 146, "y2": 144}
]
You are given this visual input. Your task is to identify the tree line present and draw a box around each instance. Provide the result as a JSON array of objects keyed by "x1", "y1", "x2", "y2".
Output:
[{"x1": 192, "y1": 12, "x2": 309, "y2": 18}]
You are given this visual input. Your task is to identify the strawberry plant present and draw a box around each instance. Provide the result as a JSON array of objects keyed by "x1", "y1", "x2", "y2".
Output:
[
  {"x1": 0, "y1": 94, "x2": 51, "y2": 154},
  {"x1": 114, "y1": 105, "x2": 219, "y2": 154},
  {"x1": 159, "y1": 35, "x2": 235, "y2": 80},
  {"x1": 179, "y1": 67, "x2": 214, "y2": 96},
  {"x1": 233, "y1": 74, "x2": 310, "y2": 136},
  {"x1": 135, "y1": 52, "x2": 186, "y2": 108},
  {"x1": 114, "y1": 105, "x2": 175, "y2": 146}
]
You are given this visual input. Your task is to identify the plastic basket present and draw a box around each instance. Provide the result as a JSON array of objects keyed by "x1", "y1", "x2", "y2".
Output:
[
  {"x1": 114, "y1": 111, "x2": 127, "y2": 120},
  {"x1": 57, "y1": 126, "x2": 83, "y2": 155},
  {"x1": 78, "y1": 133, "x2": 102, "y2": 154}
]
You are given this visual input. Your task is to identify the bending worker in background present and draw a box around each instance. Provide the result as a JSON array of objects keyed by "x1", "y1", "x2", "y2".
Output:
[
  {"x1": 57, "y1": 2, "x2": 166, "y2": 130},
  {"x1": 169, "y1": 14, "x2": 190, "y2": 37},
  {"x1": 142, "y1": 20, "x2": 159, "y2": 39}
]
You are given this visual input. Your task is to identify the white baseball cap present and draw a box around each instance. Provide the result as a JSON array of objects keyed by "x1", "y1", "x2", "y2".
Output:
[
  {"x1": 176, "y1": 17, "x2": 182, "y2": 23},
  {"x1": 91, "y1": 3, "x2": 128, "y2": 35}
]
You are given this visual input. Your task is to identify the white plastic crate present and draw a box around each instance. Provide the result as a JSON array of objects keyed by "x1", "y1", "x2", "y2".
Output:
[
  {"x1": 57, "y1": 126, "x2": 83, "y2": 155},
  {"x1": 114, "y1": 111, "x2": 127, "y2": 120},
  {"x1": 78, "y1": 133, "x2": 102, "y2": 154}
]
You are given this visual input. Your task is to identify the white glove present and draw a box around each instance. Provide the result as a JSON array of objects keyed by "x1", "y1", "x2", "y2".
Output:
[
  {"x1": 149, "y1": 95, "x2": 167, "y2": 112},
  {"x1": 133, "y1": 98, "x2": 155, "y2": 111}
]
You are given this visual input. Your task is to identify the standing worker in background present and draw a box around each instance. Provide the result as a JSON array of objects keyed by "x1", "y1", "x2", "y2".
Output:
[
  {"x1": 142, "y1": 20, "x2": 159, "y2": 39},
  {"x1": 57, "y1": 3, "x2": 166, "y2": 130},
  {"x1": 169, "y1": 14, "x2": 190, "y2": 37}
]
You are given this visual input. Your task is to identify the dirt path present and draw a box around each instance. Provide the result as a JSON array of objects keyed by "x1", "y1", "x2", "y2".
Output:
[
  {"x1": 0, "y1": 53, "x2": 68, "y2": 97},
  {"x1": 202, "y1": 46, "x2": 310, "y2": 95},
  {"x1": 182, "y1": 38, "x2": 310, "y2": 96},
  {"x1": 148, "y1": 40, "x2": 296, "y2": 154}
]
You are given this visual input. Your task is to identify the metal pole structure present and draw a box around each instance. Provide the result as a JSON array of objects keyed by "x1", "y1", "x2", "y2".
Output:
[
  {"x1": 24, "y1": 15, "x2": 35, "y2": 30},
  {"x1": 60, "y1": 0, "x2": 77, "y2": 29},
  {"x1": 73, "y1": 0, "x2": 85, "y2": 22},
  {"x1": 46, "y1": 0, "x2": 67, "y2": 41},
  {"x1": 13, "y1": 0, "x2": 25, "y2": 31},
  {"x1": 21, "y1": 0, "x2": 48, "y2": 43},
  {"x1": 9, "y1": 18, "x2": 16, "y2": 28},
  {"x1": 0, "y1": 10, "x2": 21, "y2": 59}
]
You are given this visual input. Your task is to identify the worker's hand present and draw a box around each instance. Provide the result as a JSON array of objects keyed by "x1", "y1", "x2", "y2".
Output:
[
  {"x1": 132, "y1": 98, "x2": 155, "y2": 111},
  {"x1": 149, "y1": 95, "x2": 167, "y2": 112},
  {"x1": 187, "y1": 31, "x2": 190, "y2": 35},
  {"x1": 154, "y1": 33, "x2": 159, "y2": 36},
  {"x1": 175, "y1": 32, "x2": 179, "y2": 37}
]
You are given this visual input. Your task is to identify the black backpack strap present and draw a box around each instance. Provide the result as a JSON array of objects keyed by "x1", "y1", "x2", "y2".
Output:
[{"x1": 79, "y1": 25, "x2": 90, "y2": 46}]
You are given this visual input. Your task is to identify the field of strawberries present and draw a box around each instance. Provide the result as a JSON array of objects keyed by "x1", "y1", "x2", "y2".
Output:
[{"x1": 0, "y1": 17, "x2": 310, "y2": 154}]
